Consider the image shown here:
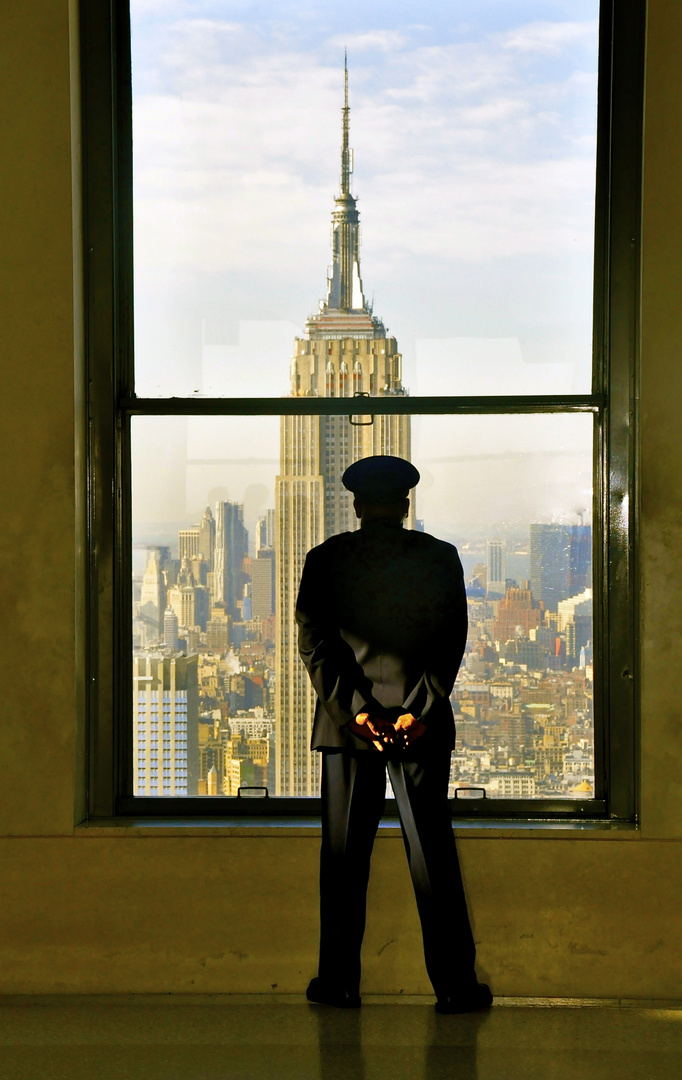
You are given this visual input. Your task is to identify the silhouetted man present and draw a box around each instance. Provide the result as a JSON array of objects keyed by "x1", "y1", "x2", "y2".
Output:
[{"x1": 296, "y1": 455, "x2": 492, "y2": 1014}]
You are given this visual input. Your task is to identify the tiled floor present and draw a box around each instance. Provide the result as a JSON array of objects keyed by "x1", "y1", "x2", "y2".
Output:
[{"x1": 0, "y1": 996, "x2": 680, "y2": 1079}]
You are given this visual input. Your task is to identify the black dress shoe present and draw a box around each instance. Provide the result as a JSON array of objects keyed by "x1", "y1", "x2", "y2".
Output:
[
  {"x1": 306, "y1": 977, "x2": 361, "y2": 1009},
  {"x1": 435, "y1": 982, "x2": 493, "y2": 1014}
]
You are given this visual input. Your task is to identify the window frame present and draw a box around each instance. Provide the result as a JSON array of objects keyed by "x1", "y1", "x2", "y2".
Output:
[{"x1": 81, "y1": 0, "x2": 643, "y2": 822}]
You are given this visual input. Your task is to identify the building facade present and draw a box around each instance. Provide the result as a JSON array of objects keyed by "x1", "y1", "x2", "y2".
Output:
[
  {"x1": 530, "y1": 524, "x2": 593, "y2": 610},
  {"x1": 133, "y1": 654, "x2": 199, "y2": 796}
]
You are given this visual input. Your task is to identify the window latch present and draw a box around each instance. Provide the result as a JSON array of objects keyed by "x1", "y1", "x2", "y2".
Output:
[{"x1": 349, "y1": 391, "x2": 374, "y2": 426}]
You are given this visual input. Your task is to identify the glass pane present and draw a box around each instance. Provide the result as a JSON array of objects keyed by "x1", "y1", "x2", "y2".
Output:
[
  {"x1": 132, "y1": 411, "x2": 594, "y2": 799},
  {"x1": 131, "y1": 1, "x2": 599, "y2": 397}
]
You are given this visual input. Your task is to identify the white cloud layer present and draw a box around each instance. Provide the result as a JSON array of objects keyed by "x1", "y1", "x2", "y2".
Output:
[
  {"x1": 130, "y1": 7, "x2": 599, "y2": 405},
  {"x1": 133, "y1": 18, "x2": 597, "y2": 266},
  {"x1": 503, "y1": 20, "x2": 599, "y2": 55}
]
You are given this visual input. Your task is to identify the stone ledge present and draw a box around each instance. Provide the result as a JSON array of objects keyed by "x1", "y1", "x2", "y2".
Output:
[{"x1": 69, "y1": 818, "x2": 641, "y2": 840}]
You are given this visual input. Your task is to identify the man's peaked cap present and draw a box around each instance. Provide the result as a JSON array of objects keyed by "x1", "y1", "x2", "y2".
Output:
[{"x1": 342, "y1": 455, "x2": 420, "y2": 504}]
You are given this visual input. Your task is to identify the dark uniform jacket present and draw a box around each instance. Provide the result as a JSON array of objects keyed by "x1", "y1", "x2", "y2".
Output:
[{"x1": 296, "y1": 520, "x2": 468, "y2": 752}]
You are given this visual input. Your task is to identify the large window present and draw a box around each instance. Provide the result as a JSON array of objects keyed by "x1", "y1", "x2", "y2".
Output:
[{"x1": 82, "y1": 1, "x2": 642, "y2": 818}]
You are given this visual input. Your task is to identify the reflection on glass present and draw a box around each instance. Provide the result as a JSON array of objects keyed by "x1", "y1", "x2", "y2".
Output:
[
  {"x1": 131, "y1": 1, "x2": 599, "y2": 397},
  {"x1": 132, "y1": 412, "x2": 594, "y2": 800}
]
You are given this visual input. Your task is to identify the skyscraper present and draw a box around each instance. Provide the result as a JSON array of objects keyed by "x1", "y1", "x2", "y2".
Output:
[
  {"x1": 214, "y1": 501, "x2": 248, "y2": 619},
  {"x1": 168, "y1": 557, "x2": 209, "y2": 632},
  {"x1": 256, "y1": 510, "x2": 275, "y2": 555},
  {"x1": 138, "y1": 548, "x2": 166, "y2": 645},
  {"x1": 486, "y1": 538, "x2": 506, "y2": 598},
  {"x1": 198, "y1": 506, "x2": 215, "y2": 569},
  {"x1": 275, "y1": 62, "x2": 412, "y2": 796},
  {"x1": 569, "y1": 524, "x2": 592, "y2": 594},
  {"x1": 163, "y1": 607, "x2": 179, "y2": 650},
  {"x1": 133, "y1": 654, "x2": 199, "y2": 797},
  {"x1": 530, "y1": 523, "x2": 593, "y2": 610},
  {"x1": 178, "y1": 527, "x2": 200, "y2": 561},
  {"x1": 253, "y1": 510, "x2": 276, "y2": 620},
  {"x1": 530, "y1": 524, "x2": 572, "y2": 609}
]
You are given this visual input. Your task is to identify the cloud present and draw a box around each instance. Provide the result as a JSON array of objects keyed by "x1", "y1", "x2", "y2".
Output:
[
  {"x1": 132, "y1": 23, "x2": 598, "y2": 271},
  {"x1": 502, "y1": 20, "x2": 598, "y2": 56},
  {"x1": 130, "y1": 12, "x2": 599, "y2": 401},
  {"x1": 327, "y1": 30, "x2": 408, "y2": 53},
  {"x1": 131, "y1": 0, "x2": 191, "y2": 16}
]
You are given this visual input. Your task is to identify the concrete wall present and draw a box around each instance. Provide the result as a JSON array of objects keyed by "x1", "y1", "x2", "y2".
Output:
[{"x1": 1, "y1": 0, "x2": 681, "y2": 997}]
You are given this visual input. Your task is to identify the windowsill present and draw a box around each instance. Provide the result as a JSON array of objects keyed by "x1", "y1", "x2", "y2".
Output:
[{"x1": 74, "y1": 817, "x2": 640, "y2": 839}]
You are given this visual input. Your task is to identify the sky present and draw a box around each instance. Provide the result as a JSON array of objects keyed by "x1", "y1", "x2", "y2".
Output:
[{"x1": 130, "y1": 0, "x2": 599, "y2": 547}]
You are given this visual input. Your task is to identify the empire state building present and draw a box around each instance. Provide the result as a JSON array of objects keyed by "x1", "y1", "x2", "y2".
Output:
[{"x1": 275, "y1": 62, "x2": 413, "y2": 797}]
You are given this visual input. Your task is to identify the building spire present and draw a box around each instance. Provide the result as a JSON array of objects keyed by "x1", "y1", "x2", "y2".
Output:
[
  {"x1": 324, "y1": 57, "x2": 366, "y2": 313},
  {"x1": 341, "y1": 49, "x2": 352, "y2": 195},
  {"x1": 305, "y1": 56, "x2": 386, "y2": 338}
]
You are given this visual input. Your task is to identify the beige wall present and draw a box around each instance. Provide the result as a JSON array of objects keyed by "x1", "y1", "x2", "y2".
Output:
[
  {"x1": 640, "y1": 0, "x2": 682, "y2": 841},
  {"x1": 1, "y1": 0, "x2": 680, "y2": 997},
  {"x1": 0, "y1": 0, "x2": 82, "y2": 838}
]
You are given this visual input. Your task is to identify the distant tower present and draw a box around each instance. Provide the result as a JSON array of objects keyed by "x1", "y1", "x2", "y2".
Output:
[
  {"x1": 139, "y1": 548, "x2": 166, "y2": 645},
  {"x1": 530, "y1": 524, "x2": 572, "y2": 609},
  {"x1": 256, "y1": 510, "x2": 276, "y2": 555},
  {"x1": 178, "y1": 527, "x2": 200, "y2": 561},
  {"x1": 569, "y1": 524, "x2": 592, "y2": 594},
  {"x1": 168, "y1": 557, "x2": 209, "y2": 632},
  {"x1": 206, "y1": 763, "x2": 219, "y2": 796},
  {"x1": 486, "y1": 538, "x2": 506, "y2": 598},
  {"x1": 199, "y1": 506, "x2": 215, "y2": 569},
  {"x1": 275, "y1": 59, "x2": 412, "y2": 797},
  {"x1": 163, "y1": 607, "x2": 180, "y2": 650},
  {"x1": 214, "y1": 501, "x2": 248, "y2": 618},
  {"x1": 253, "y1": 510, "x2": 276, "y2": 619}
]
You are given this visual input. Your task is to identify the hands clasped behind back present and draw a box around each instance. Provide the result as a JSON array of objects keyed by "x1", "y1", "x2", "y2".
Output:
[{"x1": 349, "y1": 711, "x2": 427, "y2": 752}]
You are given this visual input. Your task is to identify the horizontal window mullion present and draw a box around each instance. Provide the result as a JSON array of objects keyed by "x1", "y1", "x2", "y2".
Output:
[{"x1": 121, "y1": 394, "x2": 605, "y2": 417}]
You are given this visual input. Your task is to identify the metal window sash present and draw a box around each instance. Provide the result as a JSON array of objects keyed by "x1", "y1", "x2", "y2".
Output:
[
  {"x1": 121, "y1": 395, "x2": 604, "y2": 416},
  {"x1": 81, "y1": 0, "x2": 644, "y2": 823}
]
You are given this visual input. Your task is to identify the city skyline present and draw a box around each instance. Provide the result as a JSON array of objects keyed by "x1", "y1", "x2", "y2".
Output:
[
  {"x1": 132, "y1": 410, "x2": 593, "y2": 554},
  {"x1": 133, "y1": 499, "x2": 594, "y2": 800}
]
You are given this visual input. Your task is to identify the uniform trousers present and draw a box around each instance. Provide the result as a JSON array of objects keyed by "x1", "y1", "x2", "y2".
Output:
[{"x1": 318, "y1": 746, "x2": 477, "y2": 998}]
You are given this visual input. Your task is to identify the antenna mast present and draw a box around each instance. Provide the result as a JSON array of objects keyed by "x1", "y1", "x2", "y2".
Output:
[{"x1": 341, "y1": 49, "x2": 352, "y2": 194}]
